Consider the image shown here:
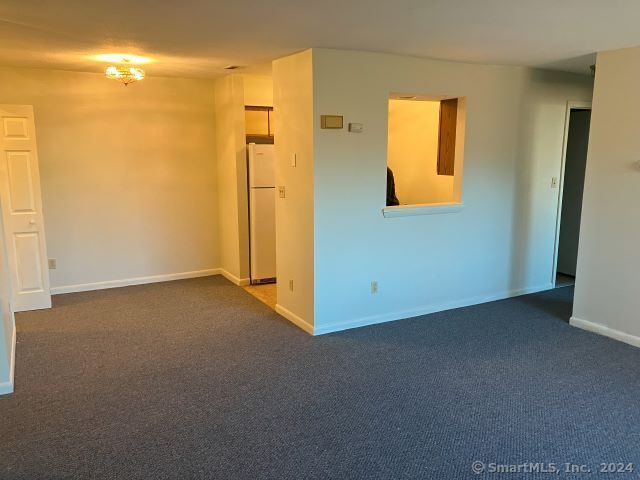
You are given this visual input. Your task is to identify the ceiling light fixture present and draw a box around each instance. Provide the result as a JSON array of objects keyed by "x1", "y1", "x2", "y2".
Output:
[
  {"x1": 105, "y1": 59, "x2": 145, "y2": 86},
  {"x1": 94, "y1": 53, "x2": 152, "y2": 64}
]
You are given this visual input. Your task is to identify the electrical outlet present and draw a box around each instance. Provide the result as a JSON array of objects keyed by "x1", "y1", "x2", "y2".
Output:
[
  {"x1": 48, "y1": 259, "x2": 57, "y2": 269},
  {"x1": 371, "y1": 281, "x2": 378, "y2": 294},
  {"x1": 289, "y1": 279, "x2": 294, "y2": 292},
  {"x1": 278, "y1": 186, "x2": 286, "y2": 198},
  {"x1": 551, "y1": 177, "x2": 559, "y2": 188}
]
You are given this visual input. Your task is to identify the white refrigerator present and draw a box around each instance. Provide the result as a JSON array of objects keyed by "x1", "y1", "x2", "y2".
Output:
[{"x1": 248, "y1": 143, "x2": 277, "y2": 283}]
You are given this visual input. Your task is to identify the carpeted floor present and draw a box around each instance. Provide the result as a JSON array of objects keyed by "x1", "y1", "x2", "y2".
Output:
[{"x1": 1, "y1": 276, "x2": 639, "y2": 479}]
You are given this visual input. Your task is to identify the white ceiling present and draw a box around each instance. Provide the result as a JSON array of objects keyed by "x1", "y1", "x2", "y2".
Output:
[{"x1": 2, "y1": 0, "x2": 640, "y2": 79}]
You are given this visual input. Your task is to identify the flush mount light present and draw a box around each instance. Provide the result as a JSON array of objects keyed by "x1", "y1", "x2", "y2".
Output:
[
  {"x1": 224, "y1": 65, "x2": 243, "y2": 70},
  {"x1": 105, "y1": 60, "x2": 145, "y2": 86}
]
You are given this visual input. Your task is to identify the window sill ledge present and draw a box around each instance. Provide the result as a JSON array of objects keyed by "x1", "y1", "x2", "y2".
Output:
[{"x1": 382, "y1": 202, "x2": 464, "y2": 218}]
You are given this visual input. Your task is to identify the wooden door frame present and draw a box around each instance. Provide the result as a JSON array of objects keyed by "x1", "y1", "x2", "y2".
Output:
[{"x1": 551, "y1": 101, "x2": 592, "y2": 287}]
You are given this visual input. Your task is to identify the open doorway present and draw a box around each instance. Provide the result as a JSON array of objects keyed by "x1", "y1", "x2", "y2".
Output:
[
  {"x1": 553, "y1": 102, "x2": 591, "y2": 288},
  {"x1": 243, "y1": 106, "x2": 277, "y2": 310}
]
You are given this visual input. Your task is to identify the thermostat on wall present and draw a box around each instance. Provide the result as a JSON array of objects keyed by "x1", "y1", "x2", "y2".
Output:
[
  {"x1": 348, "y1": 123, "x2": 364, "y2": 133},
  {"x1": 320, "y1": 115, "x2": 343, "y2": 129}
]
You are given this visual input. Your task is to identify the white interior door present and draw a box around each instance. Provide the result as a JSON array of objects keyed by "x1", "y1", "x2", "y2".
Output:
[{"x1": 0, "y1": 105, "x2": 51, "y2": 311}]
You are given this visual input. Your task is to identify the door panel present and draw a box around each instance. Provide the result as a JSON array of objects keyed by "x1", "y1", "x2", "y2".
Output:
[
  {"x1": 7, "y1": 151, "x2": 36, "y2": 213},
  {"x1": 14, "y1": 233, "x2": 44, "y2": 292},
  {"x1": 3, "y1": 117, "x2": 29, "y2": 139},
  {"x1": 0, "y1": 105, "x2": 51, "y2": 311}
]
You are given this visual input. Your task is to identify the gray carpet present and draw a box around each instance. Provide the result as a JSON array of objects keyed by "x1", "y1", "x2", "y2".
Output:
[{"x1": 1, "y1": 277, "x2": 639, "y2": 479}]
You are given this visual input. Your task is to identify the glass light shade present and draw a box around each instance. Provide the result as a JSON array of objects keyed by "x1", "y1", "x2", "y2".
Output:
[{"x1": 105, "y1": 65, "x2": 145, "y2": 85}]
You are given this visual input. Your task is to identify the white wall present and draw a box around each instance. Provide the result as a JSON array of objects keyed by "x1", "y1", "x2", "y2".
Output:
[
  {"x1": 214, "y1": 74, "x2": 249, "y2": 284},
  {"x1": 0, "y1": 66, "x2": 220, "y2": 292},
  {"x1": 243, "y1": 75, "x2": 273, "y2": 106},
  {"x1": 572, "y1": 47, "x2": 640, "y2": 347},
  {"x1": 272, "y1": 51, "x2": 315, "y2": 332},
  {"x1": 387, "y1": 99, "x2": 454, "y2": 205},
  {"x1": 307, "y1": 49, "x2": 592, "y2": 333},
  {"x1": 0, "y1": 205, "x2": 15, "y2": 394},
  {"x1": 213, "y1": 74, "x2": 273, "y2": 285}
]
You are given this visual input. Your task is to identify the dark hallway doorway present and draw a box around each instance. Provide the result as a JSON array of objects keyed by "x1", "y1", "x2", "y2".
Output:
[{"x1": 555, "y1": 107, "x2": 591, "y2": 287}]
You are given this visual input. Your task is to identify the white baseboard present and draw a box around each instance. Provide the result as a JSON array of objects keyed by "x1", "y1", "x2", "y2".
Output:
[
  {"x1": 219, "y1": 269, "x2": 251, "y2": 287},
  {"x1": 275, "y1": 304, "x2": 314, "y2": 335},
  {"x1": 50, "y1": 268, "x2": 222, "y2": 295},
  {"x1": 570, "y1": 316, "x2": 640, "y2": 349},
  {"x1": 0, "y1": 321, "x2": 16, "y2": 395},
  {"x1": 314, "y1": 283, "x2": 554, "y2": 335}
]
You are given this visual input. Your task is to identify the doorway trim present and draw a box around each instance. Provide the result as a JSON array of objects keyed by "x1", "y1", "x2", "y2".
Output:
[{"x1": 551, "y1": 100, "x2": 592, "y2": 287}]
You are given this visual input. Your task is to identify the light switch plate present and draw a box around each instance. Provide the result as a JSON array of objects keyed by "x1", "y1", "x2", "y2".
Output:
[
  {"x1": 349, "y1": 123, "x2": 364, "y2": 133},
  {"x1": 291, "y1": 153, "x2": 297, "y2": 167},
  {"x1": 278, "y1": 186, "x2": 286, "y2": 198}
]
